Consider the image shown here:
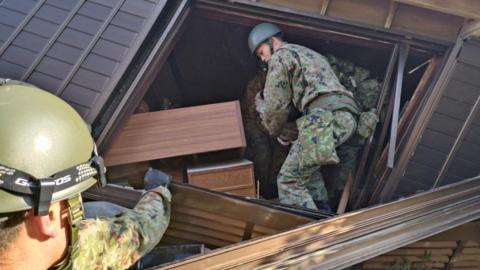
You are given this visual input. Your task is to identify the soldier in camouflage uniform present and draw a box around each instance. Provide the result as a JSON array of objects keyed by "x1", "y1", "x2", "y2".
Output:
[
  {"x1": 248, "y1": 23, "x2": 378, "y2": 210},
  {"x1": 0, "y1": 80, "x2": 171, "y2": 270},
  {"x1": 241, "y1": 71, "x2": 292, "y2": 198},
  {"x1": 322, "y1": 55, "x2": 382, "y2": 204}
]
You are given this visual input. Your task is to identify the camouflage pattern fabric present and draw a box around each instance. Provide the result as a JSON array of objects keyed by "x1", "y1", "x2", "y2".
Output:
[
  {"x1": 256, "y1": 46, "x2": 381, "y2": 208},
  {"x1": 241, "y1": 72, "x2": 291, "y2": 198},
  {"x1": 260, "y1": 43, "x2": 362, "y2": 209},
  {"x1": 278, "y1": 110, "x2": 356, "y2": 209},
  {"x1": 70, "y1": 186, "x2": 171, "y2": 270},
  {"x1": 357, "y1": 111, "x2": 379, "y2": 138},
  {"x1": 326, "y1": 54, "x2": 382, "y2": 110},
  {"x1": 261, "y1": 43, "x2": 354, "y2": 136}
]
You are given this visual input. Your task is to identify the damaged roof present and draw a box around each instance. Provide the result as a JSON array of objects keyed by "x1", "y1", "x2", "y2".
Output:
[
  {"x1": 0, "y1": 0, "x2": 167, "y2": 123},
  {"x1": 379, "y1": 37, "x2": 480, "y2": 202}
]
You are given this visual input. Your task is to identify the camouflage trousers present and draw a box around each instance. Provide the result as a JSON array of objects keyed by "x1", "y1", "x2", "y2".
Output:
[{"x1": 278, "y1": 110, "x2": 357, "y2": 210}]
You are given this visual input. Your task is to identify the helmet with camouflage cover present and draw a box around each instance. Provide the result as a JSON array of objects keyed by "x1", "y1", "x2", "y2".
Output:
[
  {"x1": 248, "y1": 22, "x2": 282, "y2": 54},
  {"x1": 0, "y1": 79, "x2": 105, "y2": 217}
]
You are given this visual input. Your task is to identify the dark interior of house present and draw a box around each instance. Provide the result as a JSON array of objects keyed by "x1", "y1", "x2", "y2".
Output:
[
  {"x1": 142, "y1": 14, "x2": 431, "y2": 112},
  {"x1": 105, "y1": 10, "x2": 438, "y2": 208}
]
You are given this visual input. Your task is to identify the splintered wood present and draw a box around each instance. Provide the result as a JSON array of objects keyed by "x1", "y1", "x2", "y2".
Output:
[{"x1": 103, "y1": 101, "x2": 246, "y2": 166}]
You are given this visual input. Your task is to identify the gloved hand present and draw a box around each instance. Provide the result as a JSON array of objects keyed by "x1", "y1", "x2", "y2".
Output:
[
  {"x1": 143, "y1": 168, "x2": 171, "y2": 190},
  {"x1": 277, "y1": 136, "x2": 291, "y2": 146},
  {"x1": 278, "y1": 122, "x2": 298, "y2": 142},
  {"x1": 255, "y1": 91, "x2": 266, "y2": 120}
]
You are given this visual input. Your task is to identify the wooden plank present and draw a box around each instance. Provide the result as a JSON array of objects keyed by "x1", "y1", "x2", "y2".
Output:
[
  {"x1": 172, "y1": 213, "x2": 246, "y2": 237},
  {"x1": 170, "y1": 183, "x2": 312, "y2": 231},
  {"x1": 451, "y1": 261, "x2": 480, "y2": 267},
  {"x1": 337, "y1": 173, "x2": 352, "y2": 214},
  {"x1": 426, "y1": 223, "x2": 480, "y2": 241},
  {"x1": 406, "y1": 241, "x2": 458, "y2": 249},
  {"x1": 326, "y1": 0, "x2": 390, "y2": 27},
  {"x1": 104, "y1": 101, "x2": 247, "y2": 166},
  {"x1": 358, "y1": 56, "x2": 442, "y2": 208},
  {"x1": 464, "y1": 241, "x2": 480, "y2": 248},
  {"x1": 391, "y1": 4, "x2": 464, "y2": 41},
  {"x1": 164, "y1": 228, "x2": 234, "y2": 247},
  {"x1": 173, "y1": 206, "x2": 247, "y2": 229},
  {"x1": 258, "y1": 0, "x2": 325, "y2": 14},
  {"x1": 394, "y1": 0, "x2": 480, "y2": 19},
  {"x1": 363, "y1": 261, "x2": 446, "y2": 268},
  {"x1": 187, "y1": 159, "x2": 255, "y2": 196},
  {"x1": 384, "y1": 1, "x2": 397, "y2": 28},
  {"x1": 462, "y1": 247, "x2": 480, "y2": 254},
  {"x1": 320, "y1": 0, "x2": 330, "y2": 15},
  {"x1": 454, "y1": 254, "x2": 480, "y2": 261},
  {"x1": 367, "y1": 255, "x2": 450, "y2": 263},
  {"x1": 387, "y1": 248, "x2": 453, "y2": 256},
  {"x1": 168, "y1": 221, "x2": 244, "y2": 243}
]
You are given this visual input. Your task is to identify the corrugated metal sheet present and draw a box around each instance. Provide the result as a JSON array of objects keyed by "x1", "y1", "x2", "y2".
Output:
[
  {"x1": 394, "y1": 37, "x2": 480, "y2": 197},
  {"x1": 0, "y1": 0, "x2": 167, "y2": 123}
]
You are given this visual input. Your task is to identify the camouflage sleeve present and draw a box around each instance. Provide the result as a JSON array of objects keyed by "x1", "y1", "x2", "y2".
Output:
[
  {"x1": 72, "y1": 186, "x2": 171, "y2": 270},
  {"x1": 262, "y1": 50, "x2": 295, "y2": 136}
]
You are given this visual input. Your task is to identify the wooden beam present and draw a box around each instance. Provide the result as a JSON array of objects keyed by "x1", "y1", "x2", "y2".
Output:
[
  {"x1": 377, "y1": 36, "x2": 463, "y2": 203},
  {"x1": 320, "y1": 0, "x2": 330, "y2": 16},
  {"x1": 336, "y1": 173, "x2": 353, "y2": 214},
  {"x1": 394, "y1": 0, "x2": 480, "y2": 20},
  {"x1": 461, "y1": 20, "x2": 480, "y2": 38},
  {"x1": 384, "y1": 1, "x2": 398, "y2": 28}
]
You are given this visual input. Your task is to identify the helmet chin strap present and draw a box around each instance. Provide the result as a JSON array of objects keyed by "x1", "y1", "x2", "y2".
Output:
[
  {"x1": 267, "y1": 37, "x2": 275, "y2": 57},
  {"x1": 53, "y1": 194, "x2": 84, "y2": 270}
]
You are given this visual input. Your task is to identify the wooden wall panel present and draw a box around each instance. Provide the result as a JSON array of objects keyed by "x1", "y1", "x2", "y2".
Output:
[
  {"x1": 326, "y1": 0, "x2": 390, "y2": 27},
  {"x1": 187, "y1": 160, "x2": 256, "y2": 197},
  {"x1": 391, "y1": 4, "x2": 464, "y2": 41},
  {"x1": 394, "y1": 0, "x2": 480, "y2": 19},
  {"x1": 259, "y1": 0, "x2": 325, "y2": 14},
  {"x1": 255, "y1": 0, "x2": 467, "y2": 42},
  {"x1": 360, "y1": 222, "x2": 480, "y2": 270}
]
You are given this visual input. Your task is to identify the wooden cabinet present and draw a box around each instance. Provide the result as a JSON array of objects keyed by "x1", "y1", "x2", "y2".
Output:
[
  {"x1": 187, "y1": 159, "x2": 256, "y2": 197},
  {"x1": 104, "y1": 101, "x2": 246, "y2": 167}
]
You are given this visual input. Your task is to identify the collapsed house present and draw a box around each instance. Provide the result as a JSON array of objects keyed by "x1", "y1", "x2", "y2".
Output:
[{"x1": 0, "y1": 0, "x2": 479, "y2": 269}]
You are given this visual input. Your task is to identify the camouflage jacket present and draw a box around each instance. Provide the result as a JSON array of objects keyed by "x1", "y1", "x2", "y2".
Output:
[
  {"x1": 261, "y1": 43, "x2": 352, "y2": 136},
  {"x1": 70, "y1": 186, "x2": 171, "y2": 270}
]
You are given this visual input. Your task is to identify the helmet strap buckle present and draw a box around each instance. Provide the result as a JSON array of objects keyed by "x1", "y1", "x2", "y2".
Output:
[
  {"x1": 91, "y1": 155, "x2": 107, "y2": 188},
  {"x1": 34, "y1": 178, "x2": 55, "y2": 216}
]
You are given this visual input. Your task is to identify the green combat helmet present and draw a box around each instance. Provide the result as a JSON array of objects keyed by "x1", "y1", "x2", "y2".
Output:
[
  {"x1": 248, "y1": 22, "x2": 282, "y2": 54},
  {"x1": 0, "y1": 79, "x2": 106, "y2": 268}
]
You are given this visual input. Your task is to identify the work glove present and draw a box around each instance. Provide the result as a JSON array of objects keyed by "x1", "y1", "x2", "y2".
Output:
[
  {"x1": 143, "y1": 168, "x2": 171, "y2": 190},
  {"x1": 278, "y1": 122, "x2": 298, "y2": 142},
  {"x1": 255, "y1": 91, "x2": 266, "y2": 120}
]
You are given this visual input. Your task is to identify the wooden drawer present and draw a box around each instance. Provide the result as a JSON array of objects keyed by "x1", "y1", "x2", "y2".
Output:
[{"x1": 187, "y1": 159, "x2": 255, "y2": 197}]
